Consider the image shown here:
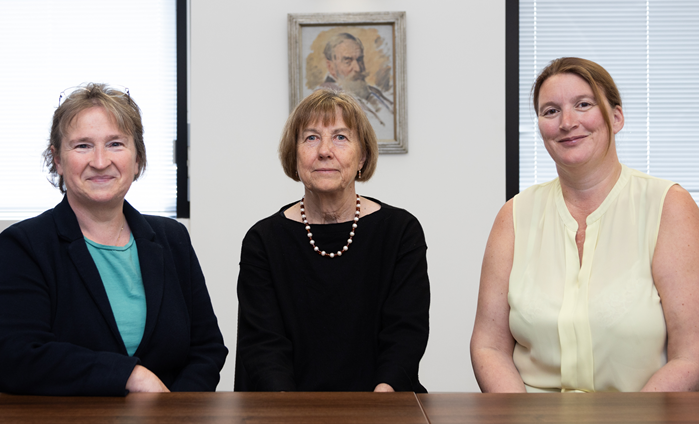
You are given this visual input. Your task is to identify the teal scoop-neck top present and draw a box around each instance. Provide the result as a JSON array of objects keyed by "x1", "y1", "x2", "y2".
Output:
[{"x1": 85, "y1": 234, "x2": 146, "y2": 356}]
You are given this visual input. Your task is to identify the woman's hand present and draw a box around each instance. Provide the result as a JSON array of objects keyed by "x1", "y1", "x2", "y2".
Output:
[
  {"x1": 374, "y1": 383, "x2": 395, "y2": 392},
  {"x1": 126, "y1": 365, "x2": 170, "y2": 393}
]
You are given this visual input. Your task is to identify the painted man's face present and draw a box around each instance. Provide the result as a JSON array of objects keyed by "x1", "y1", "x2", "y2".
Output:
[{"x1": 327, "y1": 40, "x2": 366, "y2": 82}]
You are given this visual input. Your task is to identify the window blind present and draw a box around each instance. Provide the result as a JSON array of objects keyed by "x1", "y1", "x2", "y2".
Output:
[
  {"x1": 519, "y1": 0, "x2": 699, "y2": 203},
  {"x1": 0, "y1": 0, "x2": 177, "y2": 219}
]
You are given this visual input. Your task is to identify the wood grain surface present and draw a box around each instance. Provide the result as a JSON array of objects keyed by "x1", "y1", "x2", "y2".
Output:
[
  {"x1": 0, "y1": 391, "x2": 428, "y2": 424},
  {"x1": 3, "y1": 391, "x2": 699, "y2": 423},
  {"x1": 418, "y1": 392, "x2": 699, "y2": 424}
]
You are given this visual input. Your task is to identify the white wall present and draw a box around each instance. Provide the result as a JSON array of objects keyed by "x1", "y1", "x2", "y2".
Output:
[{"x1": 190, "y1": 0, "x2": 505, "y2": 392}]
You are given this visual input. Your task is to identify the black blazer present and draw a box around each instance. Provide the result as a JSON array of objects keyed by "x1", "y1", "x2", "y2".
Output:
[{"x1": 0, "y1": 197, "x2": 227, "y2": 396}]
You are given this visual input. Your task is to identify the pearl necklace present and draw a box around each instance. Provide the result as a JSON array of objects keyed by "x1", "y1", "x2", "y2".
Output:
[{"x1": 301, "y1": 195, "x2": 360, "y2": 258}]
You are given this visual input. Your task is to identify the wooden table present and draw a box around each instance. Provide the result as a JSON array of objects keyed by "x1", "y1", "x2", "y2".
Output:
[
  {"x1": 3, "y1": 392, "x2": 699, "y2": 423},
  {"x1": 418, "y1": 392, "x2": 699, "y2": 423},
  {"x1": 0, "y1": 392, "x2": 428, "y2": 424}
]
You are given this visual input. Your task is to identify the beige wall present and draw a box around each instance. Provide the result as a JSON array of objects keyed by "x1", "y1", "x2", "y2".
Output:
[{"x1": 190, "y1": 0, "x2": 506, "y2": 392}]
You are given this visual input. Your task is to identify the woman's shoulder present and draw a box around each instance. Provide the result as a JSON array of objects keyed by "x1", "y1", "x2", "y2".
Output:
[
  {"x1": 616, "y1": 165, "x2": 678, "y2": 214},
  {"x1": 511, "y1": 178, "x2": 562, "y2": 217},
  {"x1": 0, "y1": 207, "x2": 68, "y2": 268},
  {"x1": 367, "y1": 199, "x2": 429, "y2": 253},
  {"x1": 515, "y1": 177, "x2": 559, "y2": 199},
  {"x1": 624, "y1": 165, "x2": 676, "y2": 191},
  {"x1": 142, "y1": 214, "x2": 189, "y2": 237},
  {"x1": 136, "y1": 216, "x2": 200, "y2": 264},
  {"x1": 1, "y1": 207, "x2": 62, "y2": 243},
  {"x1": 244, "y1": 201, "x2": 299, "y2": 235},
  {"x1": 363, "y1": 197, "x2": 419, "y2": 222},
  {"x1": 117, "y1": 193, "x2": 182, "y2": 235},
  {"x1": 127, "y1": 200, "x2": 191, "y2": 248},
  {"x1": 361, "y1": 197, "x2": 427, "y2": 244},
  {"x1": 237, "y1": 203, "x2": 303, "y2": 258}
]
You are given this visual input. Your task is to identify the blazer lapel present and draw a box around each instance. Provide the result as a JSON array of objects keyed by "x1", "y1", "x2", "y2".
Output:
[
  {"x1": 55, "y1": 197, "x2": 166, "y2": 357},
  {"x1": 123, "y1": 202, "x2": 164, "y2": 354},
  {"x1": 54, "y1": 197, "x2": 125, "y2": 351},
  {"x1": 136, "y1": 239, "x2": 164, "y2": 350}
]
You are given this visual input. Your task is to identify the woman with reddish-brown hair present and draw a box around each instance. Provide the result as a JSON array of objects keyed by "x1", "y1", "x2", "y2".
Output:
[{"x1": 471, "y1": 57, "x2": 699, "y2": 393}]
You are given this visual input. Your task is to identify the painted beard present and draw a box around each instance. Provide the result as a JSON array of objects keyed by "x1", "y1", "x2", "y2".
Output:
[{"x1": 337, "y1": 72, "x2": 370, "y2": 100}]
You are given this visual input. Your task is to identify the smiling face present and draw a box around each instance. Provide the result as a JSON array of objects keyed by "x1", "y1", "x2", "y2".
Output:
[
  {"x1": 53, "y1": 106, "x2": 139, "y2": 212},
  {"x1": 537, "y1": 73, "x2": 624, "y2": 171},
  {"x1": 296, "y1": 108, "x2": 366, "y2": 198}
]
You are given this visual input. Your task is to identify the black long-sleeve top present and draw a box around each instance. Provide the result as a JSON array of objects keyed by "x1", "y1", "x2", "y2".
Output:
[{"x1": 235, "y1": 198, "x2": 430, "y2": 392}]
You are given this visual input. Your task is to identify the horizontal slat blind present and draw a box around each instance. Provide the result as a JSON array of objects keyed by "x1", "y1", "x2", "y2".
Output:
[
  {"x1": 0, "y1": 0, "x2": 177, "y2": 219},
  {"x1": 520, "y1": 0, "x2": 699, "y2": 203}
]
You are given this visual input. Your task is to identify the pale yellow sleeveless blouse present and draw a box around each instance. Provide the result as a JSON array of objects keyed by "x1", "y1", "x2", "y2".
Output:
[{"x1": 509, "y1": 165, "x2": 674, "y2": 392}]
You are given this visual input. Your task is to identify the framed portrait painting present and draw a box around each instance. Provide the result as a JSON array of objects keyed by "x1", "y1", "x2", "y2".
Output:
[{"x1": 288, "y1": 12, "x2": 407, "y2": 154}]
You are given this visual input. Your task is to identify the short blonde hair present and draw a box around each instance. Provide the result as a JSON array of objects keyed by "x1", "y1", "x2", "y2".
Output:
[
  {"x1": 44, "y1": 83, "x2": 146, "y2": 193},
  {"x1": 279, "y1": 89, "x2": 378, "y2": 182}
]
